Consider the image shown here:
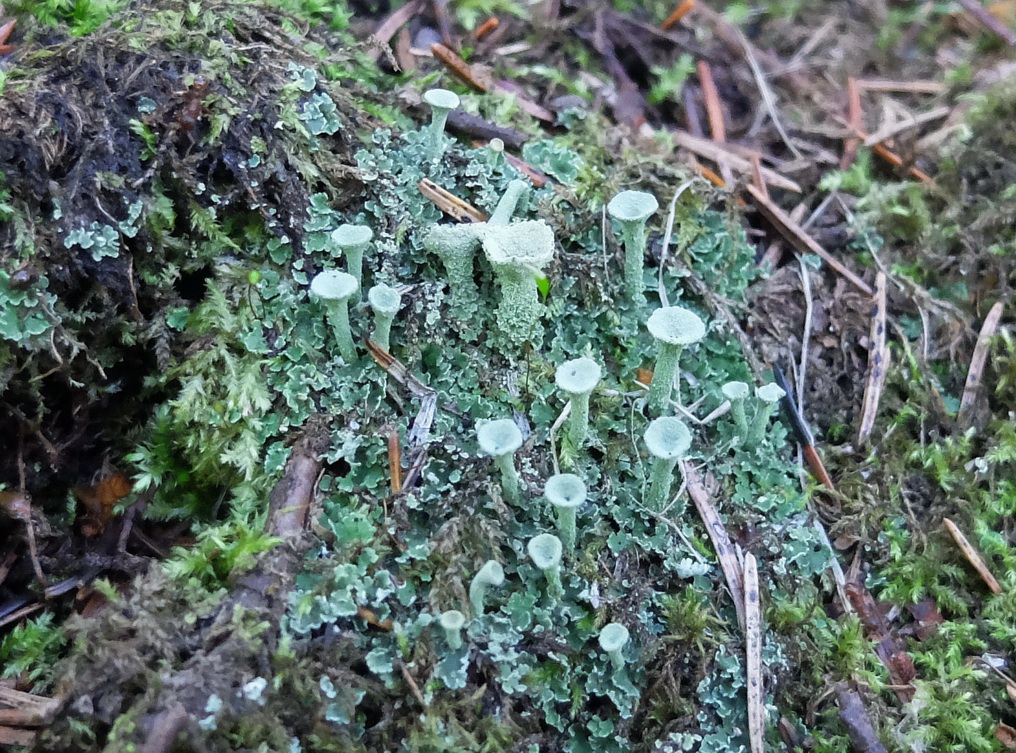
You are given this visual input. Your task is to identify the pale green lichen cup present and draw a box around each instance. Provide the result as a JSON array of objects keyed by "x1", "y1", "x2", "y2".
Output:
[
  {"x1": 310, "y1": 270, "x2": 359, "y2": 362},
  {"x1": 607, "y1": 190, "x2": 659, "y2": 303},
  {"x1": 555, "y1": 357, "x2": 602, "y2": 448},
  {"x1": 544, "y1": 473, "x2": 586, "y2": 554},
  {"x1": 643, "y1": 416, "x2": 692, "y2": 512},
  {"x1": 646, "y1": 306, "x2": 705, "y2": 415},
  {"x1": 477, "y1": 418, "x2": 524, "y2": 504}
]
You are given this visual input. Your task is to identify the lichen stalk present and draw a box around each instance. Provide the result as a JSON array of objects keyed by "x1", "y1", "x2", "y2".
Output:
[
  {"x1": 731, "y1": 397, "x2": 748, "y2": 436},
  {"x1": 566, "y1": 392, "x2": 591, "y2": 446},
  {"x1": 544, "y1": 566, "x2": 563, "y2": 600},
  {"x1": 428, "y1": 108, "x2": 452, "y2": 160},
  {"x1": 325, "y1": 300, "x2": 356, "y2": 363},
  {"x1": 345, "y1": 245, "x2": 365, "y2": 293},
  {"x1": 748, "y1": 401, "x2": 777, "y2": 445},
  {"x1": 620, "y1": 220, "x2": 647, "y2": 303},
  {"x1": 556, "y1": 506, "x2": 577, "y2": 553},
  {"x1": 489, "y1": 179, "x2": 529, "y2": 226},
  {"x1": 647, "y1": 343, "x2": 682, "y2": 414},
  {"x1": 372, "y1": 309, "x2": 395, "y2": 351},
  {"x1": 469, "y1": 561, "x2": 504, "y2": 616},
  {"x1": 494, "y1": 451, "x2": 521, "y2": 504},
  {"x1": 492, "y1": 265, "x2": 542, "y2": 349},
  {"x1": 646, "y1": 454, "x2": 680, "y2": 512}
]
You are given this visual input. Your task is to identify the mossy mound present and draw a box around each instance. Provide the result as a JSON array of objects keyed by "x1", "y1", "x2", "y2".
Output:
[{"x1": 3, "y1": 3, "x2": 847, "y2": 752}]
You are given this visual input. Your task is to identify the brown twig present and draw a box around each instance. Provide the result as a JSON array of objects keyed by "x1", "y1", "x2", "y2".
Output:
[
  {"x1": 475, "y1": 17, "x2": 499, "y2": 39},
  {"x1": 417, "y1": 178, "x2": 487, "y2": 223},
  {"x1": 459, "y1": 114, "x2": 527, "y2": 146},
  {"x1": 683, "y1": 462, "x2": 746, "y2": 631},
  {"x1": 863, "y1": 106, "x2": 951, "y2": 146},
  {"x1": 661, "y1": 0, "x2": 695, "y2": 30},
  {"x1": 503, "y1": 153, "x2": 551, "y2": 187},
  {"x1": 388, "y1": 429, "x2": 403, "y2": 495},
  {"x1": 854, "y1": 78, "x2": 946, "y2": 94},
  {"x1": 944, "y1": 518, "x2": 1003, "y2": 594},
  {"x1": 397, "y1": 659, "x2": 427, "y2": 707},
  {"x1": 858, "y1": 272, "x2": 889, "y2": 445},
  {"x1": 431, "y1": 43, "x2": 555, "y2": 122},
  {"x1": 744, "y1": 553, "x2": 765, "y2": 753},
  {"x1": 958, "y1": 300, "x2": 1004, "y2": 427},
  {"x1": 841, "y1": 77, "x2": 862, "y2": 169},
  {"x1": 431, "y1": 42, "x2": 491, "y2": 90},
  {"x1": 673, "y1": 131, "x2": 802, "y2": 192},
  {"x1": 697, "y1": 61, "x2": 726, "y2": 143},
  {"x1": 955, "y1": 0, "x2": 1016, "y2": 45},
  {"x1": 745, "y1": 184, "x2": 873, "y2": 295},
  {"x1": 368, "y1": 0, "x2": 423, "y2": 61}
]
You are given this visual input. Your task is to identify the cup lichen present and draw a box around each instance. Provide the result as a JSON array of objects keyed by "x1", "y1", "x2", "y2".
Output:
[
  {"x1": 481, "y1": 220, "x2": 555, "y2": 348},
  {"x1": 646, "y1": 306, "x2": 706, "y2": 414},
  {"x1": 422, "y1": 223, "x2": 482, "y2": 322},
  {"x1": 643, "y1": 416, "x2": 692, "y2": 511},
  {"x1": 439, "y1": 609, "x2": 467, "y2": 650},
  {"x1": 555, "y1": 357, "x2": 602, "y2": 447},
  {"x1": 477, "y1": 418, "x2": 524, "y2": 504},
  {"x1": 469, "y1": 559, "x2": 505, "y2": 616},
  {"x1": 598, "y1": 622, "x2": 630, "y2": 671},
  {"x1": 367, "y1": 283, "x2": 402, "y2": 351},
  {"x1": 331, "y1": 223, "x2": 373, "y2": 295},
  {"x1": 527, "y1": 533, "x2": 564, "y2": 599},
  {"x1": 607, "y1": 190, "x2": 659, "y2": 303},
  {"x1": 544, "y1": 473, "x2": 586, "y2": 554},
  {"x1": 721, "y1": 381, "x2": 751, "y2": 438},
  {"x1": 748, "y1": 382, "x2": 787, "y2": 444},
  {"x1": 423, "y1": 88, "x2": 460, "y2": 161},
  {"x1": 310, "y1": 270, "x2": 359, "y2": 362}
]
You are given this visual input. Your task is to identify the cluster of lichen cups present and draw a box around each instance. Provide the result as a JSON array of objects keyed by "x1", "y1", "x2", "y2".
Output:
[
  {"x1": 309, "y1": 224, "x2": 406, "y2": 360},
  {"x1": 307, "y1": 91, "x2": 798, "y2": 679},
  {"x1": 720, "y1": 380, "x2": 787, "y2": 446}
]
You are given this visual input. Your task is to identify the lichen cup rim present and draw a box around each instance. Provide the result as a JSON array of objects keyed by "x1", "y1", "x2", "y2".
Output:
[
  {"x1": 555, "y1": 357, "x2": 602, "y2": 396},
  {"x1": 721, "y1": 381, "x2": 750, "y2": 401},
  {"x1": 331, "y1": 223, "x2": 373, "y2": 248},
  {"x1": 598, "y1": 622, "x2": 630, "y2": 652},
  {"x1": 527, "y1": 533, "x2": 563, "y2": 569},
  {"x1": 647, "y1": 306, "x2": 706, "y2": 347},
  {"x1": 423, "y1": 88, "x2": 461, "y2": 111},
  {"x1": 756, "y1": 383, "x2": 786, "y2": 403},
  {"x1": 544, "y1": 473, "x2": 586, "y2": 509},
  {"x1": 439, "y1": 609, "x2": 466, "y2": 630},
  {"x1": 480, "y1": 220, "x2": 555, "y2": 269},
  {"x1": 368, "y1": 283, "x2": 402, "y2": 314},
  {"x1": 606, "y1": 190, "x2": 659, "y2": 224},
  {"x1": 644, "y1": 416, "x2": 692, "y2": 460},
  {"x1": 477, "y1": 418, "x2": 523, "y2": 456},
  {"x1": 310, "y1": 269, "x2": 358, "y2": 301},
  {"x1": 475, "y1": 559, "x2": 505, "y2": 585}
]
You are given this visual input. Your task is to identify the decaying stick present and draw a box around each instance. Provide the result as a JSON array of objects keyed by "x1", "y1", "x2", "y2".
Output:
[
  {"x1": 745, "y1": 184, "x2": 873, "y2": 295},
  {"x1": 683, "y1": 462, "x2": 745, "y2": 631},
  {"x1": 858, "y1": 272, "x2": 889, "y2": 445},
  {"x1": 854, "y1": 79, "x2": 946, "y2": 94},
  {"x1": 367, "y1": 0, "x2": 423, "y2": 61},
  {"x1": 744, "y1": 553, "x2": 765, "y2": 753},
  {"x1": 841, "y1": 77, "x2": 862, "y2": 169},
  {"x1": 661, "y1": 0, "x2": 695, "y2": 30},
  {"x1": 418, "y1": 178, "x2": 487, "y2": 223},
  {"x1": 955, "y1": 0, "x2": 1016, "y2": 45},
  {"x1": 863, "y1": 106, "x2": 951, "y2": 147},
  {"x1": 957, "y1": 300, "x2": 1004, "y2": 428},
  {"x1": 674, "y1": 131, "x2": 802, "y2": 192},
  {"x1": 944, "y1": 518, "x2": 1003, "y2": 594},
  {"x1": 834, "y1": 683, "x2": 888, "y2": 753}
]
